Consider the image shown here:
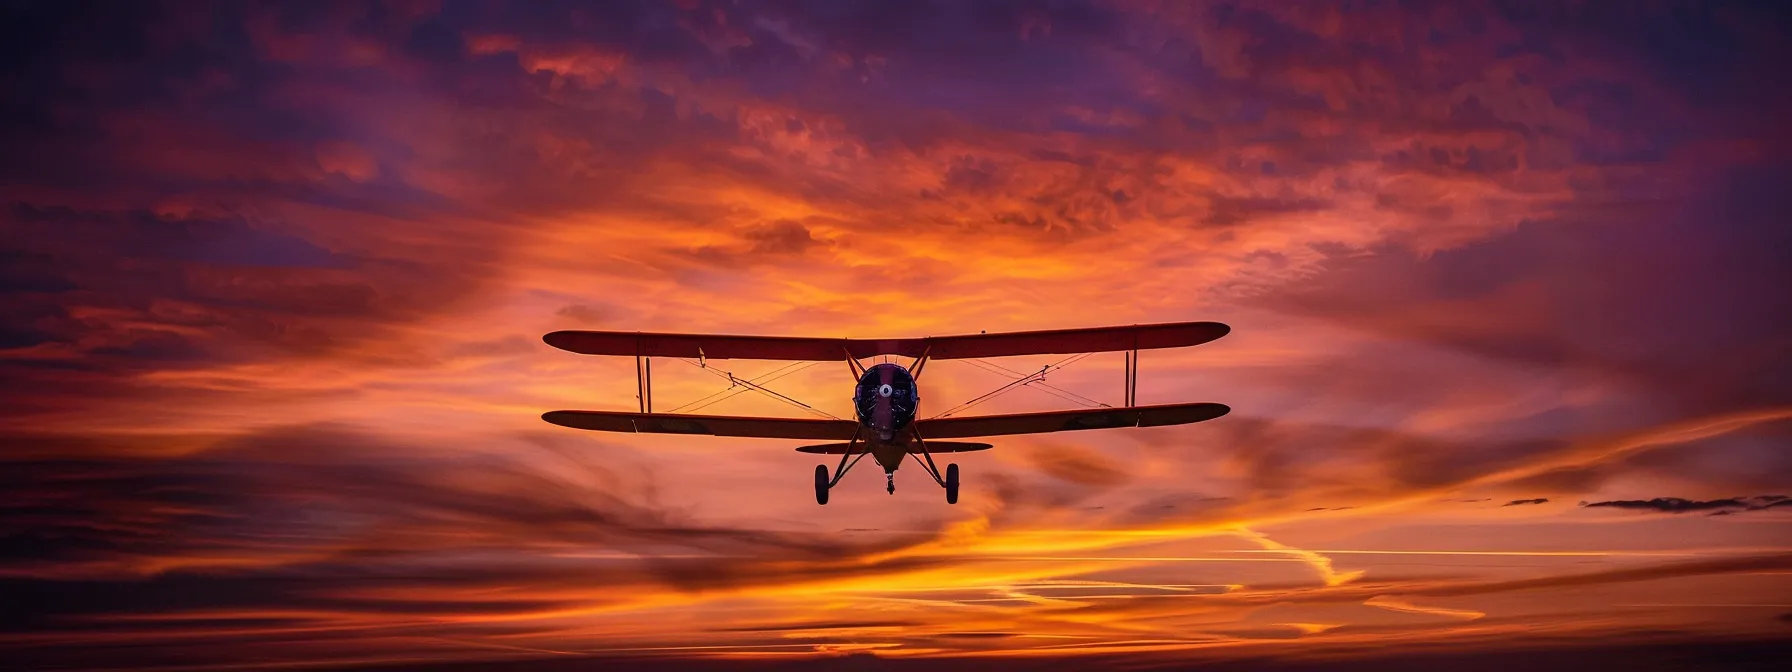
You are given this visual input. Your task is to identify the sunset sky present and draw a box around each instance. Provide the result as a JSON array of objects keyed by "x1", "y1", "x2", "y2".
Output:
[{"x1": 4, "y1": 1, "x2": 1791, "y2": 669}]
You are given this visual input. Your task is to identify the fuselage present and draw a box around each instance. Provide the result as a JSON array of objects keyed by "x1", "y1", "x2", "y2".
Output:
[{"x1": 854, "y1": 363, "x2": 919, "y2": 472}]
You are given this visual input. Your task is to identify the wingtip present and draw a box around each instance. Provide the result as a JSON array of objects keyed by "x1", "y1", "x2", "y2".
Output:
[
  {"x1": 1196, "y1": 321, "x2": 1231, "y2": 343},
  {"x1": 542, "y1": 330, "x2": 574, "y2": 349}
]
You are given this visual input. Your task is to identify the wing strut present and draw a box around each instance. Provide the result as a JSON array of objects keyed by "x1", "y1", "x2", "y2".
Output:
[
  {"x1": 636, "y1": 355, "x2": 653, "y2": 413},
  {"x1": 909, "y1": 345, "x2": 932, "y2": 381},
  {"x1": 1123, "y1": 348, "x2": 1138, "y2": 407},
  {"x1": 1123, "y1": 329, "x2": 1141, "y2": 407},
  {"x1": 846, "y1": 347, "x2": 865, "y2": 379}
]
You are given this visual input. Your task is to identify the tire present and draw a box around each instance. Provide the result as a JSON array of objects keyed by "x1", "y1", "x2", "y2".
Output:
[
  {"x1": 814, "y1": 464, "x2": 830, "y2": 505},
  {"x1": 945, "y1": 463, "x2": 960, "y2": 504}
]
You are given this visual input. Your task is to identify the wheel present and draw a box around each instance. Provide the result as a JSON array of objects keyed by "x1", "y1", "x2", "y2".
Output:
[
  {"x1": 945, "y1": 463, "x2": 960, "y2": 504},
  {"x1": 814, "y1": 464, "x2": 830, "y2": 505}
]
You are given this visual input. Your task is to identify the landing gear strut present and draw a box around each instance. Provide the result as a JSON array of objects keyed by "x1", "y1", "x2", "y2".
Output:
[
  {"x1": 814, "y1": 429, "x2": 868, "y2": 506},
  {"x1": 906, "y1": 429, "x2": 961, "y2": 505}
]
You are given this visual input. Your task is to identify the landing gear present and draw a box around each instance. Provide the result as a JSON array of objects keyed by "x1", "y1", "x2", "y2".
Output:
[
  {"x1": 904, "y1": 429, "x2": 963, "y2": 505},
  {"x1": 945, "y1": 463, "x2": 959, "y2": 504},
  {"x1": 814, "y1": 430, "x2": 870, "y2": 506},
  {"x1": 812, "y1": 428, "x2": 972, "y2": 504}
]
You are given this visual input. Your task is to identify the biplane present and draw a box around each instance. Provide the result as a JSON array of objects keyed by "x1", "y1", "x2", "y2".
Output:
[{"x1": 540, "y1": 321, "x2": 1231, "y2": 504}]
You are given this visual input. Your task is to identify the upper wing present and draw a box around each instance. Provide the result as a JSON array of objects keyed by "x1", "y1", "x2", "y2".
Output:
[
  {"x1": 542, "y1": 331, "x2": 857, "y2": 361},
  {"x1": 914, "y1": 322, "x2": 1230, "y2": 360},
  {"x1": 914, "y1": 402, "x2": 1229, "y2": 439},
  {"x1": 542, "y1": 410, "x2": 858, "y2": 440},
  {"x1": 543, "y1": 321, "x2": 1228, "y2": 361}
]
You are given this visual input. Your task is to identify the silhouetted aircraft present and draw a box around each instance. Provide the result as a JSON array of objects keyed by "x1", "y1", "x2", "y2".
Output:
[{"x1": 541, "y1": 322, "x2": 1230, "y2": 504}]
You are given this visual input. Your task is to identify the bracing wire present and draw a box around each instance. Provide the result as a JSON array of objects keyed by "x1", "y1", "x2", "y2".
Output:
[
  {"x1": 959, "y1": 359, "x2": 1090, "y2": 407},
  {"x1": 929, "y1": 352, "x2": 1096, "y2": 419},
  {"x1": 673, "y1": 358, "x2": 840, "y2": 419},
  {"x1": 684, "y1": 361, "x2": 820, "y2": 413},
  {"x1": 665, "y1": 360, "x2": 815, "y2": 413},
  {"x1": 960, "y1": 358, "x2": 1110, "y2": 408}
]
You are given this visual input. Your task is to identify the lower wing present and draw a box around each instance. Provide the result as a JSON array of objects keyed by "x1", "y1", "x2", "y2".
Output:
[
  {"x1": 542, "y1": 402, "x2": 1228, "y2": 441},
  {"x1": 914, "y1": 402, "x2": 1229, "y2": 439},
  {"x1": 541, "y1": 410, "x2": 858, "y2": 440}
]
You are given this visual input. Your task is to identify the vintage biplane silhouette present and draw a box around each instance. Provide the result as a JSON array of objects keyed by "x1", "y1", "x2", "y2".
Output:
[{"x1": 541, "y1": 322, "x2": 1230, "y2": 504}]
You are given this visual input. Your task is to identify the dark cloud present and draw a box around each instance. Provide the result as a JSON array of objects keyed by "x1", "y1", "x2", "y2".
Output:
[
  {"x1": 742, "y1": 219, "x2": 818, "y2": 255},
  {"x1": 1203, "y1": 195, "x2": 1330, "y2": 228},
  {"x1": 0, "y1": 203, "x2": 491, "y2": 405},
  {"x1": 1141, "y1": 415, "x2": 1567, "y2": 506},
  {"x1": 1580, "y1": 495, "x2": 1789, "y2": 515},
  {"x1": 1024, "y1": 443, "x2": 1129, "y2": 488},
  {"x1": 556, "y1": 302, "x2": 612, "y2": 325},
  {"x1": 1504, "y1": 498, "x2": 1549, "y2": 506},
  {"x1": 0, "y1": 425, "x2": 977, "y2": 666},
  {"x1": 942, "y1": 156, "x2": 1005, "y2": 193},
  {"x1": 1263, "y1": 159, "x2": 1792, "y2": 421},
  {"x1": 0, "y1": 418, "x2": 1255, "y2": 668}
]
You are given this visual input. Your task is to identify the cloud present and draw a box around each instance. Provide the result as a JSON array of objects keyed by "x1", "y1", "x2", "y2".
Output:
[
  {"x1": 0, "y1": 424, "x2": 992, "y2": 658},
  {"x1": 1256, "y1": 160, "x2": 1792, "y2": 422},
  {"x1": 3, "y1": 0, "x2": 1792, "y2": 668},
  {"x1": 740, "y1": 219, "x2": 819, "y2": 255},
  {"x1": 713, "y1": 619, "x2": 921, "y2": 633},
  {"x1": 1405, "y1": 552, "x2": 1792, "y2": 599},
  {"x1": 1504, "y1": 498, "x2": 1549, "y2": 506},
  {"x1": 0, "y1": 202, "x2": 503, "y2": 429},
  {"x1": 0, "y1": 426, "x2": 957, "y2": 576},
  {"x1": 1134, "y1": 415, "x2": 1569, "y2": 509},
  {"x1": 1579, "y1": 495, "x2": 1789, "y2": 515},
  {"x1": 1024, "y1": 443, "x2": 1130, "y2": 488},
  {"x1": 556, "y1": 303, "x2": 612, "y2": 325}
]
